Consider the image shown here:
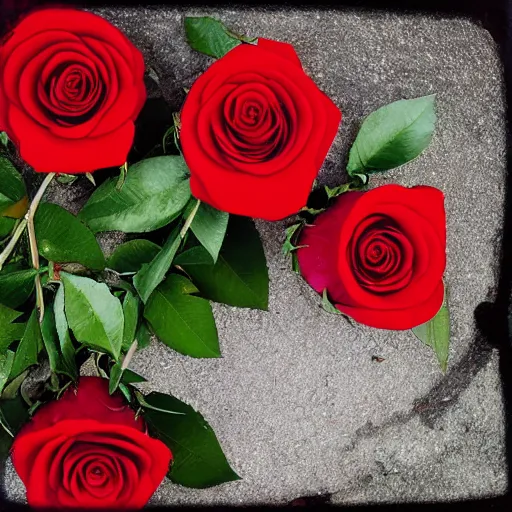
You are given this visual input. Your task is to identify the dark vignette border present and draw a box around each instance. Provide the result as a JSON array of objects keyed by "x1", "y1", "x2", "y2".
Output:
[{"x1": 0, "y1": 0, "x2": 511, "y2": 510}]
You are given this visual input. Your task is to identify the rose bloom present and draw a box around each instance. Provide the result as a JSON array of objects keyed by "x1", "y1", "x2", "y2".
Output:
[
  {"x1": 297, "y1": 184, "x2": 446, "y2": 330},
  {"x1": 0, "y1": 8, "x2": 146, "y2": 174},
  {"x1": 180, "y1": 39, "x2": 341, "y2": 221},
  {"x1": 11, "y1": 377, "x2": 172, "y2": 509}
]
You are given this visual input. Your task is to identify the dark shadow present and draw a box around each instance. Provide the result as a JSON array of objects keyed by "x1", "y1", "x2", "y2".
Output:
[{"x1": 0, "y1": 0, "x2": 511, "y2": 510}]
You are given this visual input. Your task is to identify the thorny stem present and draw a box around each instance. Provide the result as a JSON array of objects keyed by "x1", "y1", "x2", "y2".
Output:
[{"x1": 26, "y1": 173, "x2": 56, "y2": 322}]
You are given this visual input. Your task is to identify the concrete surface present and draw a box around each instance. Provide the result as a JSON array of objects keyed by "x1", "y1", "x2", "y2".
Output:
[{"x1": 2, "y1": 6, "x2": 508, "y2": 506}]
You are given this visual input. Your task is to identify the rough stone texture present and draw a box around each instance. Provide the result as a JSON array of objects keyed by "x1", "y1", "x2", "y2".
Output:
[{"x1": 3, "y1": 6, "x2": 507, "y2": 507}]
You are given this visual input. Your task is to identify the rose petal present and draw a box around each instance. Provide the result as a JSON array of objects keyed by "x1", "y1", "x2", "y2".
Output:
[
  {"x1": 9, "y1": 104, "x2": 135, "y2": 173},
  {"x1": 337, "y1": 185, "x2": 446, "y2": 310},
  {"x1": 15, "y1": 377, "x2": 144, "y2": 437},
  {"x1": 86, "y1": 38, "x2": 143, "y2": 137},
  {"x1": 2, "y1": 30, "x2": 81, "y2": 106},
  {"x1": 257, "y1": 38, "x2": 303, "y2": 68},
  {"x1": 296, "y1": 192, "x2": 365, "y2": 304},
  {"x1": 11, "y1": 419, "x2": 172, "y2": 509},
  {"x1": 1, "y1": 8, "x2": 139, "y2": 67},
  {"x1": 336, "y1": 280, "x2": 445, "y2": 330},
  {"x1": 181, "y1": 41, "x2": 340, "y2": 219}
]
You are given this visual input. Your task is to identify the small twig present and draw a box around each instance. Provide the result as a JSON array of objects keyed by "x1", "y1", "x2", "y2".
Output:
[
  {"x1": 180, "y1": 199, "x2": 201, "y2": 239},
  {"x1": 26, "y1": 172, "x2": 56, "y2": 323},
  {"x1": 121, "y1": 339, "x2": 138, "y2": 371}
]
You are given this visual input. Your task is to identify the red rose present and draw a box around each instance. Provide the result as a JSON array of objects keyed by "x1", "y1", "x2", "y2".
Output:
[
  {"x1": 11, "y1": 377, "x2": 172, "y2": 509},
  {"x1": 0, "y1": 8, "x2": 146, "y2": 174},
  {"x1": 297, "y1": 185, "x2": 446, "y2": 329},
  {"x1": 180, "y1": 39, "x2": 341, "y2": 221}
]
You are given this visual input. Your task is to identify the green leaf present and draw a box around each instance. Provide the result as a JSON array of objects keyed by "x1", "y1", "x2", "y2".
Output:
[
  {"x1": 0, "y1": 350, "x2": 15, "y2": 395},
  {"x1": 40, "y1": 304, "x2": 76, "y2": 379},
  {"x1": 34, "y1": 203, "x2": 105, "y2": 271},
  {"x1": 61, "y1": 272, "x2": 124, "y2": 360},
  {"x1": 107, "y1": 239, "x2": 161, "y2": 274},
  {"x1": 142, "y1": 391, "x2": 240, "y2": 488},
  {"x1": 322, "y1": 289, "x2": 342, "y2": 315},
  {"x1": 324, "y1": 183, "x2": 352, "y2": 199},
  {"x1": 412, "y1": 303, "x2": 450, "y2": 372},
  {"x1": 134, "y1": 390, "x2": 185, "y2": 415},
  {"x1": 135, "y1": 322, "x2": 152, "y2": 350},
  {"x1": 122, "y1": 291, "x2": 139, "y2": 351},
  {"x1": 300, "y1": 206, "x2": 325, "y2": 216},
  {"x1": 189, "y1": 202, "x2": 229, "y2": 264},
  {"x1": 174, "y1": 246, "x2": 217, "y2": 266},
  {"x1": 56, "y1": 174, "x2": 79, "y2": 185},
  {"x1": 54, "y1": 284, "x2": 77, "y2": 379},
  {"x1": 0, "y1": 132, "x2": 8, "y2": 147},
  {"x1": 1, "y1": 369, "x2": 28, "y2": 400},
  {"x1": 0, "y1": 303, "x2": 25, "y2": 350},
  {"x1": 118, "y1": 382, "x2": 132, "y2": 403},
  {"x1": 121, "y1": 368, "x2": 147, "y2": 384},
  {"x1": 0, "y1": 217, "x2": 15, "y2": 238},
  {"x1": 9, "y1": 310, "x2": 43, "y2": 380},
  {"x1": 0, "y1": 395, "x2": 29, "y2": 458},
  {"x1": 133, "y1": 226, "x2": 182, "y2": 304},
  {"x1": 282, "y1": 222, "x2": 305, "y2": 256},
  {"x1": 347, "y1": 95, "x2": 436, "y2": 175},
  {"x1": 0, "y1": 157, "x2": 25, "y2": 215},
  {"x1": 144, "y1": 274, "x2": 220, "y2": 358},
  {"x1": 180, "y1": 216, "x2": 269, "y2": 310},
  {"x1": 185, "y1": 16, "x2": 242, "y2": 59},
  {"x1": 78, "y1": 156, "x2": 191, "y2": 233},
  {"x1": 0, "y1": 269, "x2": 37, "y2": 308},
  {"x1": 109, "y1": 362, "x2": 123, "y2": 395}
]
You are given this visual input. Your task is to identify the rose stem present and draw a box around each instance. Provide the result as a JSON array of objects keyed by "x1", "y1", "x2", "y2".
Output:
[
  {"x1": 180, "y1": 199, "x2": 201, "y2": 239},
  {"x1": 26, "y1": 172, "x2": 56, "y2": 323},
  {"x1": 121, "y1": 339, "x2": 138, "y2": 371},
  {"x1": 0, "y1": 172, "x2": 56, "y2": 272},
  {"x1": 121, "y1": 199, "x2": 202, "y2": 371}
]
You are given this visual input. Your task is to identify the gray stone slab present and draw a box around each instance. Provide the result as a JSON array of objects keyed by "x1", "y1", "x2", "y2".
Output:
[{"x1": 3, "y1": 6, "x2": 507, "y2": 506}]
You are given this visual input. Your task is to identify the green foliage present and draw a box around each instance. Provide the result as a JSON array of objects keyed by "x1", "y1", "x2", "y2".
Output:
[
  {"x1": 321, "y1": 289, "x2": 342, "y2": 315},
  {"x1": 0, "y1": 395, "x2": 29, "y2": 457},
  {"x1": 179, "y1": 216, "x2": 269, "y2": 310},
  {"x1": 282, "y1": 222, "x2": 305, "y2": 256},
  {"x1": 53, "y1": 284, "x2": 77, "y2": 379},
  {"x1": 40, "y1": 305, "x2": 76, "y2": 380},
  {"x1": 122, "y1": 291, "x2": 140, "y2": 351},
  {"x1": 0, "y1": 269, "x2": 37, "y2": 309},
  {"x1": 61, "y1": 273, "x2": 124, "y2": 361},
  {"x1": 0, "y1": 157, "x2": 26, "y2": 216},
  {"x1": 0, "y1": 304, "x2": 25, "y2": 351},
  {"x1": 347, "y1": 95, "x2": 436, "y2": 175},
  {"x1": 412, "y1": 301, "x2": 450, "y2": 372},
  {"x1": 9, "y1": 311, "x2": 43, "y2": 380},
  {"x1": 184, "y1": 16, "x2": 255, "y2": 58},
  {"x1": 0, "y1": 350, "x2": 15, "y2": 395},
  {"x1": 35, "y1": 203, "x2": 105, "y2": 270},
  {"x1": 133, "y1": 226, "x2": 182, "y2": 304},
  {"x1": 0, "y1": 217, "x2": 15, "y2": 239},
  {"x1": 142, "y1": 391, "x2": 240, "y2": 488},
  {"x1": 144, "y1": 274, "x2": 220, "y2": 358},
  {"x1": 78, "y1": 156, "x2": 191, "y2": 233},
  {"x1": 189, "y1": 202, "x2": 229, "y2": 264},
  {"x1": 107, "y1": 239, "x2": 161, "y2": 274}
]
